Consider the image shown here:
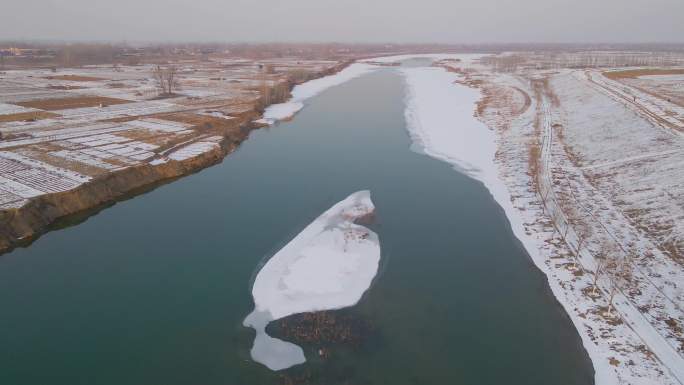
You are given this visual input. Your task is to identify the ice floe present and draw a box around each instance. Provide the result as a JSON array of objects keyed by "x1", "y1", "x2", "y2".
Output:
[{"x1": 243, "y1": 190, "x2": 380, "y2": 371}]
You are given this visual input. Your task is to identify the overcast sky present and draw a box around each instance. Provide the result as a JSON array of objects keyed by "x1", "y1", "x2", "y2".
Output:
[{"x1": 2, "y1": 0, "x2": 683, "y2": 43}]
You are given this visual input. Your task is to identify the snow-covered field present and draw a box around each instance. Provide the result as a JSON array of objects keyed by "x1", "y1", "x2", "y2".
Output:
[
  {"x1": 553, "y1": 71, "x2": 684, "y2": 266},
  {"x1": 166, "y1": 139, "x2": 220, "y2": 161},
  {"x1": 0, "y1": 150, "x2": 90, "y2": 209},
  {"x1": 0, "y1": 57, "x2": 346, "y2": 213},
  {"x1": 243, "y1": 190, "x2": 380, "y2": 371},
  {"x1": 0, "y1": 103, "x2": 37, "y2": 116},
  {"x1": 586, "y1": 71, "x2": 684, "y2": 133},
  {"x1": 621, "y1": 74, "x2": 684, "y2": 113}
]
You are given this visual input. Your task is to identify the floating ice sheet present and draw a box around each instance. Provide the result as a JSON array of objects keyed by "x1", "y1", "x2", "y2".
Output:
[{"x1": 243, "y1": 190, "x2": 380, "y2": 371}]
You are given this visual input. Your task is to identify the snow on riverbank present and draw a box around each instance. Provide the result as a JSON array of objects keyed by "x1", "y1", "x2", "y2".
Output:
[
  {"x1": 400, "y1": 58, "x2": 683, "y2": 385},
  {"x1": 401, "y1": 66, "x2": 498, "y2": 181},
  {"x1": 399, "y1": 63, "x2": 622, "y2": 385},
  {"x1": 243, "y1": 190, "x2": 380, "y2": 371},
  {"x1": 399, "y1": 63, "x2": 521, "y2": 241},
  {"x1": 363, "y1": 53, "x2": 483, "y2": 67},
  {"x1": 257, "y1": 63, "x2": 377, "y2": 125}
]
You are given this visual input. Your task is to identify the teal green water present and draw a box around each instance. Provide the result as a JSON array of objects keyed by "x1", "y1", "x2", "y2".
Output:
[{"x1": 0, "y1": 68, "x2": 593, "y2": 385}]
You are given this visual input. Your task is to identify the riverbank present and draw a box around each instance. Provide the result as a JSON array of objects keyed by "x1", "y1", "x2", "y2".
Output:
[
  {"x1": 382, "y1": 53, "x2": 682, "y2": 385},
  {"x1": 0, "y1": 59, "x2": 353, "y2": 254}
]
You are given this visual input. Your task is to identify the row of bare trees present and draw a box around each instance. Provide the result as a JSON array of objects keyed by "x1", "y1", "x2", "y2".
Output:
[
  {"x1": 483, "y1": 52, "x2": 684, "y2": 73},
  {"x1": 591, "y1": 242, "x2": 636, "y2": 313},
  {"x1": 545, "y1": 177, "x2": 635, "y2": 315},
  {"x1": 527, "y1": 86, "x2": 636, "y2": 317}
]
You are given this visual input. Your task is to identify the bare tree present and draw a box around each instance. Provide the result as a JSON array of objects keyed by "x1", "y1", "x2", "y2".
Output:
[
  {"x1": 562, "y1": 218, "x2": 571, "y2": 239},
  {"x1": 605, "y1": 251, "x2": 632, "y2": 315},
  {"x1": 607, "y1": 282, "x2": 619, "y2": 315},
  {"x1": 551, "y1": 208, "x2": 567, "y2": 240},
  {"x1": 153, "y1": 65, "x2": 179, "y2": 96},
  {"x1": 572, "y1": 217, "x2": 592, "y2": 260},
  {"x1": 606, "y1": 263, "x2": 623, "y2": 315},
  {"x1": 591, "y1": 240, "x2": 617, "y2": 296},
  {"x1": 591, "y1": 256, "x2": 606, "y2": 296}
]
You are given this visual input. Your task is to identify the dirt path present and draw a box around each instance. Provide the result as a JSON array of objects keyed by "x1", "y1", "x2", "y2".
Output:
[{"x1": 511, "y1": 86, "x2": 532, "y2": 116}]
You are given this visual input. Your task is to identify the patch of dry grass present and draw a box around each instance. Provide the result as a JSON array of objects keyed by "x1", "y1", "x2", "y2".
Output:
[
  {"x1": 14, "y1": 96, "x2": 131, "y2": 111},
  {"x1": 604, "y1": 69, "x2": 684, "y2": 79},
  {"x1": 100, "y1": 116, "x2": 139, "y2": 123},
  {"x1": 0, "y1": 111, "x2": 59, "y2": 122},
  {"x1": 152, "y1": 112, "x2": 240, "y2": 132},
  {"x1": 44, "y1": 75, "x2": 106, "y2": 82},
  {"x1": 47, "y1": 85, "x2": 85, "y2": 90}
]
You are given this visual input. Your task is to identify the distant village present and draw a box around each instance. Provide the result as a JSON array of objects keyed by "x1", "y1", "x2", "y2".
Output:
[{"x1": 0, "y1": 43, "x2": 405, "y2": 69}]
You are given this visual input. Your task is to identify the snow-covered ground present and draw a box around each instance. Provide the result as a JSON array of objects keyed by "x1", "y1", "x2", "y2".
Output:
[
  {"x1": 586, "y1": 71, "x2": 684, "y2": 134},
  {"x1": 0, "y1": 103, "x2": 37, "y2": 116},
  {"x1": 257, "y1": 63, "x2": 377, "y2": 125},
  {"x1": 167, "y1": 139, "x2": 220, "y2": 161},
  {"x1": 619, "y1": 74, "x2": 684, "y2": 118},
  {"x1": 243, "y1": 190, "x2": 380, "y2": 371},
  {"x1": 125, "y1": 118, "x2": 192, "y2": 134},
  {"x1": 401, "y1": 66, "x2": 497, "y2": 181},
  {"x1": 553, "y1": 71, "x2": 684, "y2": 269},
  {"x1": 362, "y1": 53, "x2": 481, "y2": 66},
  {"x1": 0, "y1": 150, "x2": 90, "y2": 209}
]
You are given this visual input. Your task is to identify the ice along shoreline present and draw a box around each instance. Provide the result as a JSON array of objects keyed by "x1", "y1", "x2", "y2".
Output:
[{"x1": 256, "y1": 63, "x2": 377, "y2": 125}]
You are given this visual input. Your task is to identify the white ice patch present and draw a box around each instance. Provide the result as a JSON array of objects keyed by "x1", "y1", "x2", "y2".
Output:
[
  {"x1": 401, "y1": 66, "x2": 498, "y2": 182},
  {"x1": 0, "y1": 103, "x2": 38, "y2": 116},
  {"x1": 125, "y1": 118, "x2": 191, "y2": 133},
  {"x1": 167, "y1": 141, "x2": 219, "y2": 161},
  {"x1": 243, "y1": 190, "x2": 380, "y2": 371},
  {"x1": 259, "y1": 101, "x2": 304, "y2": 124},
  {"x1": 259, "y1": 63, "x2": 377, "y2": 125}
]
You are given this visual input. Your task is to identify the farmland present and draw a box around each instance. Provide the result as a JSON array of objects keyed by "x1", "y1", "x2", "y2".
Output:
[{"x1": 0, "y1": 55, "x2": 349, "y2": 250}]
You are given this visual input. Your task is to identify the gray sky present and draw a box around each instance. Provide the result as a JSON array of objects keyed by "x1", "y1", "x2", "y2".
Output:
[{"x1": 2, "y1": 0, "x2": 683, "y2": 43}]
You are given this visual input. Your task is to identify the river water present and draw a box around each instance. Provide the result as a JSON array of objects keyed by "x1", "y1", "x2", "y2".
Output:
[{"x1": 0, "y1": 65, "x2": 594, "y2": 385}]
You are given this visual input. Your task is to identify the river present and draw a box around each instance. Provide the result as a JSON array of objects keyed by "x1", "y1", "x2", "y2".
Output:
[{"x1": 0, "y1": 64, "x2": 594, "y2": 385}]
